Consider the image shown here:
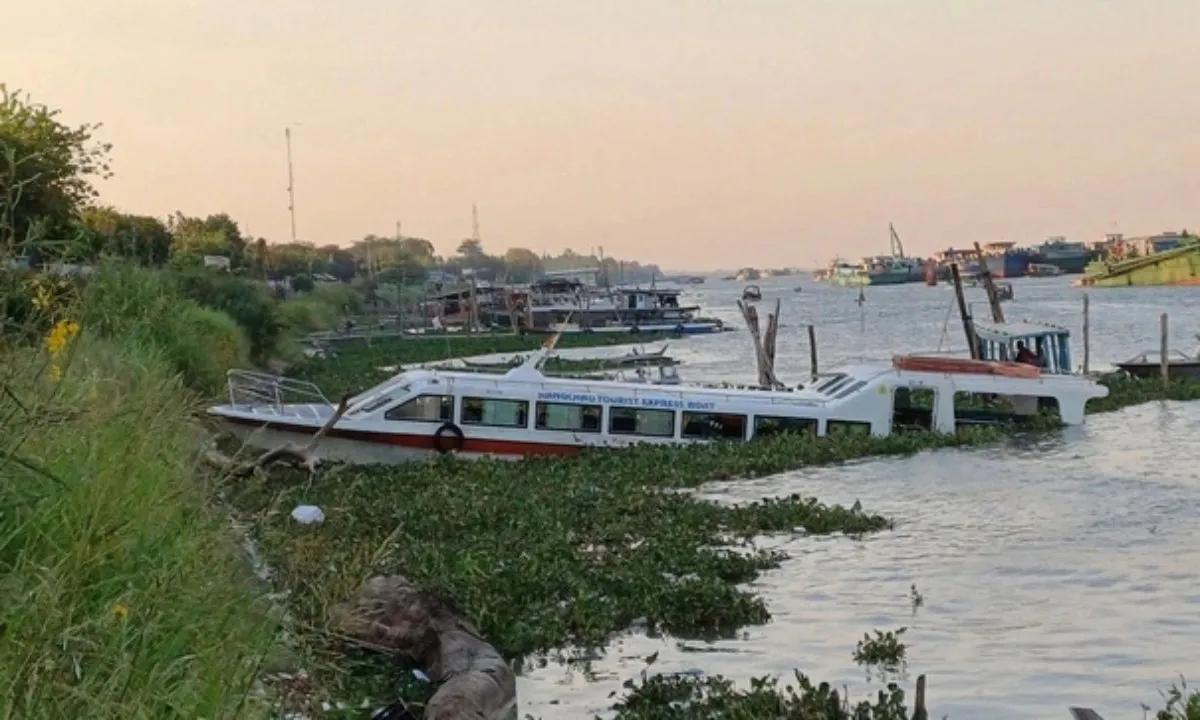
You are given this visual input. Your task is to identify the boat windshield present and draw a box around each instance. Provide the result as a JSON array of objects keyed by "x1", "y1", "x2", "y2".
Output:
[{"x1": 346, "y1": 376, "x2": 413, "y2": 415}]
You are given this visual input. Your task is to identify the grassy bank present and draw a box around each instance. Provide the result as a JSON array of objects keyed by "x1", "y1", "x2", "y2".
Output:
[{"x1": 0, "y1": 334, "x2": 278, "y2": 718}]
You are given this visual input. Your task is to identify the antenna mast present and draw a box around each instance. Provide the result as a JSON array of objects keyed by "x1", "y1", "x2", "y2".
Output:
[
  {"x1": 285, "y1": 127, "x2": 298, "y2": 243},
  {"x1": 471, "y1": 203, "x2": 481, "y2": 244},
  {"x1": 889, "y1": 222, "x2": 905, "y2": 259}
]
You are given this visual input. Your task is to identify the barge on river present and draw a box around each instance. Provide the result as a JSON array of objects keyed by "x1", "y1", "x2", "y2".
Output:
[{"x1": 209, "y1": 346, "x2": 1108, "y2": 464}]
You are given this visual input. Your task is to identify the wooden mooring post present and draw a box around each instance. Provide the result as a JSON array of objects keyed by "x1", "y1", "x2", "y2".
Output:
[
  {"x1": 807, "y1": 324, "x2": 818, "y2": 381},
  {"x1": 737, "y1": 298, "x2": 784, "y2": 389},
  {"x1": 1160, "y1": 312, "x2": 1169, "y2": 387},
  {"x1": 1081, "y1": 293, "x2": 1090, "y2": 374},
  {"x1": 972, "y1": 241, "x2": 1006, "y2": 323},
  {"x1": 949, "y1": 263, "x2": 978, "y2": 359}
]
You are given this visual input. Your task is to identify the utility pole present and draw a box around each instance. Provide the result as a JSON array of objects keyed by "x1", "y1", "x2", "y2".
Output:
[{"x1": 285, "y1": 127, "x2": 298, "y2": 244}]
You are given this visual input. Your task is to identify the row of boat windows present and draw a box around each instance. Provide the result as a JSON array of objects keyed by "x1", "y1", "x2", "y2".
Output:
[{"x1": 381, "y1": 394, "x2": 872, "y2": 440}]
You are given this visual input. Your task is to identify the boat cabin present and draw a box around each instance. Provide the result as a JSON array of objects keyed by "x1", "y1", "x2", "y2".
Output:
[{"x1": 973, "y1": 320, "x2": 1072, "y2": 374}]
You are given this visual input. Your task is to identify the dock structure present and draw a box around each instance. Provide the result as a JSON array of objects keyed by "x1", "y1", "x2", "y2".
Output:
[{"x1": 1078, "y1": 241, "x2": 1200, "y2": 287}]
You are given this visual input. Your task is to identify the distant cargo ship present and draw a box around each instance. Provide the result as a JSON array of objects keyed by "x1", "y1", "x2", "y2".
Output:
[
  {"x1": 979, "y1": 242, "x2": 1035, "y2": 279},
  {"x1": 1031, "y1": 237, "x2": 1090, "y2": 274}
]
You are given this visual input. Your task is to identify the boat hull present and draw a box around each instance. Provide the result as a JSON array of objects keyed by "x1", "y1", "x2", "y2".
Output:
[
  {"x1": 216, "y1": 414, "x2": 680, "y2": 464},
  {"x1": 1031, "y1": 251, "x2": 1090, "y2": 274},
  {"x1": 536, "y1": 321, "x2": 724, "y2": 335},
  {"x1": 982, "y1": 251, "x2": 1034, "y2": 278}
]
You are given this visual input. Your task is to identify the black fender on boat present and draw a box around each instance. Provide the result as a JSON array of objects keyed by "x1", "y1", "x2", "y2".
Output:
[{"x1": 432, "y1": 422, "x2": 466, "y2": 454}]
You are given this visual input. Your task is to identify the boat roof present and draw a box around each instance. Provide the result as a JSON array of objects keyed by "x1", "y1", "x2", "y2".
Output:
[{"x1": 973, "y1": 320, "x2": 1069, "y2": 341}]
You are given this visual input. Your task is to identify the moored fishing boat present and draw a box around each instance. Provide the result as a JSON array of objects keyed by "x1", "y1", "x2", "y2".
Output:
[{"x1": 210, "y1": 337, "x2": 1108, "y2": 464}]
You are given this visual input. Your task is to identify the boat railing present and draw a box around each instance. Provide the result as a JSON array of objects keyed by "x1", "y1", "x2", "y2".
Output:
[
  {"x1": 226, "y1": 369, "x2": 331, "y2": 411},
  {"x1": 1122, "y1": 348, "x2": 1199, "y2": 363}
]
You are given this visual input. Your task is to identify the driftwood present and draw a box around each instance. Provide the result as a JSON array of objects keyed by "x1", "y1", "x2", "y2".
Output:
[
  {"x1": 333, "y1": 575, "x2": 517, "y2": 720},
  {"x1": 204, "y1": 394, "x2": 351, "y2": 476}
]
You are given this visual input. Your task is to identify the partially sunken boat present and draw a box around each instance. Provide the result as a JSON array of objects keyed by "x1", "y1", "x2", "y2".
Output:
[
  {"x1": 209, "y1": 334, "x2": 1109, "y2": 464},
  {"x1": 1115, "y1": 336, "x2": 1200, "y2": 380}
]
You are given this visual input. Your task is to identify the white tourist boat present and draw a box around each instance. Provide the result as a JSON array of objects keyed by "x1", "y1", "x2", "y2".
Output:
[{"x1": 209, "y1": 338, "x2": 1109, "y2": 465}]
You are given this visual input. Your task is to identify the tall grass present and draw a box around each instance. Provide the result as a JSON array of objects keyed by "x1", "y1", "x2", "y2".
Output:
[
  {"x1": 76, "y1": 260, "x2": 251, "y2": 396},
  {"x1": 0, "y1": 334, "x2": 278, "y2": 718}
]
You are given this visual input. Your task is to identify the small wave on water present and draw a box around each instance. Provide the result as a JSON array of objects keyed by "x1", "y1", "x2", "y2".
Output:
[{"x1": 517, "y1": 400, "x2": 1200, "y2": 719}]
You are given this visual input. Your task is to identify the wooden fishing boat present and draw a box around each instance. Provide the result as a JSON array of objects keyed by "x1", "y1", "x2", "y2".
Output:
[{"x1": 209, "y1": 342, "x2": 1108, "y2": 464}]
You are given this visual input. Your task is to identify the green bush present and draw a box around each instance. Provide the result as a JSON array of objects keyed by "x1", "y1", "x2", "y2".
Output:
[
  {"x1": 0, "y1": 336, "x2": 277, "y2": 718},
  {"x1": 289, "y1": 274, "x2": 314, "y2": 293},
  {"x1": 148, "y1": 302, "x2": 249, "y2": 395},
  {"x1": 78, "y1": 261, "x2": 249, "y2": 395},
  {"x1": 277, "y1": 295, "x2": 338, "y2": 334},
  {"x1": 171, "y1": 268, "x2": 281, "y2": 363},
  {"x1": 311, "y1": 280, "x2": 362, "y2": 314}
]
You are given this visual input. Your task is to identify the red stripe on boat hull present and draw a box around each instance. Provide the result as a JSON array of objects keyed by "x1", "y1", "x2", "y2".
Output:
[{"x1": 219, "y1": 416, "x2": 584, "y2": 457}]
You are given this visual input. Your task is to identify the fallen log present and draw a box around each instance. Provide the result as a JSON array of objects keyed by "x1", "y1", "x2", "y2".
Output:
[
  {"x1": 204, "y1": 394, "x2": 351, "y2": 476},
  {"x1": 332, "y1": 575, "x2": 518, "y2": 720}
]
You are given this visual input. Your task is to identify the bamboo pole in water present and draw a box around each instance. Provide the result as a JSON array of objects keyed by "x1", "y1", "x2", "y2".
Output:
[
  {"x1": 1082, "y1": 294, "x2": 1090, "y2": 374},
  {"x1": 1160, "y1": 313, "x2": 1169, "y2": 388}
]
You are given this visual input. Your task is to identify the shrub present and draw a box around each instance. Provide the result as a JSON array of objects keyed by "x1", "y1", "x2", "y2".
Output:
[
  {"x1": 277, "y1": 295, "x2": 338, "y2": 334},
  {"x1": 311, "y1": 280, "x2": 362, "y2": 314},
  {"x1": 171, "y1": 267, "x2": 281, "y2": 363},
  {"x1": 289, "y1": 273, "x2": 314, "y2": 293},
  {"x1": 78, "y1": 261, "x2": 249, "y2": 395}
]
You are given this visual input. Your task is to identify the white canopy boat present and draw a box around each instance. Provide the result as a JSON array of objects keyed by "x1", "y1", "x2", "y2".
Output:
[{"x1": 209, "y1": 340, "x2": 1108, "y2": 465}]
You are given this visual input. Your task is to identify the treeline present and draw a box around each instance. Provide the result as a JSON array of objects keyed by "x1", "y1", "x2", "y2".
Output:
[{"x1": 1, "y1": 84, "x2": 661, "y2": 286}]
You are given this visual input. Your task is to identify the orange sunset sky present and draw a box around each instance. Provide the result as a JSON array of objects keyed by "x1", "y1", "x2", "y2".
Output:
[{"x1": 5, "y1": 0, "x2": 1199, "y2": 269}]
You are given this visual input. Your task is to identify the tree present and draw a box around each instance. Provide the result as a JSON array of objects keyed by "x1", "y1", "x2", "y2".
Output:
[
  {"x1": 0, "y1": 85, "x2": 112, "y2": 253},
  {"x1": 78, "y1": 206, "x2": 172, "y2": 265},
  {"x1": 503, "y1": 247, "x2": 542, "y2": 283},
  {"x1": 168, "y1": 212, "x2": 247, "y2": 267},
  {"x1": 399, "y1": 237, "x2": 436, "y2": 266},
  {"x1": 456, "y1": 238, "x2": 486, "y2": 265}
]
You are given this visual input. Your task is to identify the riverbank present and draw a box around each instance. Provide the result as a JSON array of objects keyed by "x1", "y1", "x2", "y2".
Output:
[{"x1": 0, "y1": 335, "x2": 279, "y2": 718}]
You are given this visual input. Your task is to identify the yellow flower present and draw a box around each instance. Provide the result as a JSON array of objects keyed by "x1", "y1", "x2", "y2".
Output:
[
  {"x1": 48, "y1": 364, "x2": 63, "y2": 382},
  {"x1": 111, "y1": 603, "x2": 130, "y2": 620},
  {"x1": 45, "y1": 319, "x2": 80, "y2": 357}
]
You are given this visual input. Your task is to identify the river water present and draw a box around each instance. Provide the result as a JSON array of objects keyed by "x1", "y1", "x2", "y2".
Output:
[{"x1": 518, "y1": 276, "x2": 1200, "y2": 719}]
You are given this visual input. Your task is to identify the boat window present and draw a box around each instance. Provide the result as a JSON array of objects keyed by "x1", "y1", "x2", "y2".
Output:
[
  {"x1": 826, "y1": 420, "x2": 872, "y2": 438},
  {"x1": 753, "y1": 415, "x2": 817, "y2": 437},
  {"x1": 461, "y1": 397, "x2": 530, "y2": 428},
  {"x1": 356, "y1": 395, "x2": 395, "y2": 414},
  {"x1": 892, "y1": 388, "x2": 935, "y2": 431},
  {"x1": 384, "y1": 394, "x2": 454, "y2": 423},
  {"x1": 813, "y1": 375, "x2": 848, "y2": 393},
  {"x1": 535, "y1": 402, "x2": 602, "y2": 433},
  {"x1": 609, "y1": 407, "x2": 675, "y2": 437},
  {"x1": 681, "y1": 412, "x2": 746, "y2": 440},
  {"x1": 832, "y1": 380, "x2": 868, "y2": 399}
]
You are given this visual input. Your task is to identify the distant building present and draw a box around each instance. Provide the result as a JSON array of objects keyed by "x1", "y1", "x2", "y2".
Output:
[{"x1": 203, "y1": 255, "x2": 231, "y2": 271}]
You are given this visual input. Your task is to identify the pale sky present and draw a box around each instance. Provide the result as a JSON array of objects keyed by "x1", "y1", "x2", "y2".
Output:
[{"x1": 6, "y1": 0, "x2": 1200, "y2": 269}]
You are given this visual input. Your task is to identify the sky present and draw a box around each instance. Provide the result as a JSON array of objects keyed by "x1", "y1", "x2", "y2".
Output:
[{"x1": 5, "y1": 0, "x2": 1200, "y2": 270}]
